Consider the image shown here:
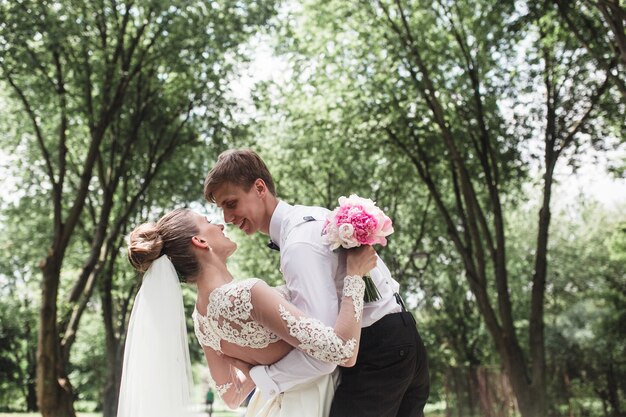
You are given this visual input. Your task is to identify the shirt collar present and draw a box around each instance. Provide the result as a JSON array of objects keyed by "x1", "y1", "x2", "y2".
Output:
[{"x1": 269, "y1": 200, "x2": 292, "y2": 245}]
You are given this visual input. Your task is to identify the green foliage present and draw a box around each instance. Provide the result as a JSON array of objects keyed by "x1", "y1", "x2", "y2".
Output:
[
  {"x1": 547, "y1": 206, "x2": 626, "y2": 415},
  {"x1": 608, "y1": 222, "x2": 626, "y2": 263},
  {"x1": 0, "y1": 299, "x2": 37, "y2": 411},
  {"x1": 0, "y1": 0, "x2": 624, "y2": 414},
  {"x1": 0, "y1": 227, "x2": 38, "y2": 411},
  {"x1": 0, "y1": 0, "x2": 278, "y2": 412},
  {"x1": 244, "y1": 0, "x2": 626, "y2": 414},
  {"x1": 228, "y1": 228, "x2": 283, "y2": 285},
  {"x1": 68, "y1": 309, "x2": 107, "y2": 412}
]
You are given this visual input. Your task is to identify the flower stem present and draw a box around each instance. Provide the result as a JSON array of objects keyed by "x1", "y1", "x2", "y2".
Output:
[{"x1": 363, "y1": 275, "x2": 381, "y2": 302}]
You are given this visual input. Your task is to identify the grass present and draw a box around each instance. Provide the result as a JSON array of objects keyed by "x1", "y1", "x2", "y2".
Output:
[
  {"x1": 0, "y1": 415, "x2": 102, "y2": 417},
  {"x1": 0, "y1": 409, "x2": 243, "y2": 417},
  {"x1": 0, "y1": 397, "x2": 244, "y2": 417},
  {"x1": 0, "y1": 415, "x2": 112, "y2": 417},
  {"x1": 0, "y1": 401, "x2": 445, "y2": 417},
  {"x1": 1, "y1": 411, "x2": 442, "y2": 417}
]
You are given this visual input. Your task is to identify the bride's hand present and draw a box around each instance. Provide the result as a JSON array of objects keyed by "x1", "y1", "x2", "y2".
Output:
[{"x1": 346, "y1": 245, "x2": 378, "y2": 276}]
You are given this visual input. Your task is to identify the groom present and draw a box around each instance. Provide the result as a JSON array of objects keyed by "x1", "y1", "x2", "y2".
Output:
[{"x1": 204, "y1": 149, "x2": 429, "y2": 417}]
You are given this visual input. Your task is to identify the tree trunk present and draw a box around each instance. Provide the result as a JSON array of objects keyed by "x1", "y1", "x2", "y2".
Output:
[
  {"x1": 606, "y1": 361, "x2": 624, "y2": 417},
  {"x1": 444, "y1": 370, "x2": 452, "y2": 417},
  {"x1": 101, "y1": 346, "x2": 123, "y2": 417},
  {"x1": 102, "y1": 302, "x2": 123, "y2": 417},
  {"x1": 100, "y1": 246, "x2": 130, "y2": 417},
  {"x1": 467, "y1": 366, "x2": 477, "y2": 417},
  {"x1": 563, "y1": 370, "x2": 574, "y2": 417},
  {"x1": 37, "y1": 254, "x2": 76, "y2": 417},
  {"x1": 497, "y1": 338, "x2": 546, "y2": 417},
  {"x1": 515, "y1": 391, "x2": 546, "y2": 417},
  {"x1": 453, "y1": 368, "x2": 464, "y2": 417},
  {"x1": 26, "y1": 342, "x2": 38, "y2": 412},
  {"x1": 22, "y1": 312, "x2": 39, "y2": 412},
  {"x1": 26, "y1": 381, "x2": 38, "y2": 412}
]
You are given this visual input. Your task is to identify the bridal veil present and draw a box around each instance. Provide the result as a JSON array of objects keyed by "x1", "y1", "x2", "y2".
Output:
[{"x1": 117, "y1": 255, "x2": 193, "y2": 417}]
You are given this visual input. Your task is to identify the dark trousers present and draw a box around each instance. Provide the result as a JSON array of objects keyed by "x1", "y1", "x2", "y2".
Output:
[{"x1": 329, "y1": 312, "x2": 430, "y2": 417}]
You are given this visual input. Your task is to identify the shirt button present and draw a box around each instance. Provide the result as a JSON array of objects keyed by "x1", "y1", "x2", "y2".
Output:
[{"x1": 270, "y1": 390, "x2": 276, "y2": 396}]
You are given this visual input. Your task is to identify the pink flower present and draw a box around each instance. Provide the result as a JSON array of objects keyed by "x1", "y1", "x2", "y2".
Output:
[
  {"x1": 322, "y1": 194, "x2": 394, "y2": 303},
  {"x1": 322, "y1": 194, "x2": 394, "y2": 250}
]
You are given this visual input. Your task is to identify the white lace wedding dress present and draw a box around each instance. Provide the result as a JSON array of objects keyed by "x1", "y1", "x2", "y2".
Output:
[{"x1": 192, "y1": 276, "x2": 365, "y2": 417}]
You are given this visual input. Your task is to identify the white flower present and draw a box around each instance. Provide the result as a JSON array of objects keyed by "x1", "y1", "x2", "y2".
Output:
[
  {"x1": 338, "y1": 223, "x2": 358, "y2": 249},
  {"x1": 338, "y1": 194, "x2": 378, "y2": 211}
]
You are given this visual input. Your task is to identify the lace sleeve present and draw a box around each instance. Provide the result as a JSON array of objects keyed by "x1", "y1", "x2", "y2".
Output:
[
  {"x1": 249, "y1": 276, "x2": 366, "y2": 366},
  {"x1": 199, "y1": 346, "x2": 255, "y2": 410},
  {"x1": 192, "y1": 309, "x2": 221, "y2": 351},
  {"x1": 274, "y1": 284, "x2": 291, "y2": 300}
]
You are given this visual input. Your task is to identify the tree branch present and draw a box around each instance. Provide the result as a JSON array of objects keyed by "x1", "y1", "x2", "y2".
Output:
[
  {"x1": 553, "y1": 0, "x2": 626, "y2": 100},
  {"x1": 2, "y1": 69, "x2": 58, "y2": 199}
]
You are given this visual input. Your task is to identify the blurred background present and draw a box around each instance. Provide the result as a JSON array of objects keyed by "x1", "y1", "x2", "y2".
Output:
[{"x1": 0, "y1": 0, "x2": 624, "y2": 416}]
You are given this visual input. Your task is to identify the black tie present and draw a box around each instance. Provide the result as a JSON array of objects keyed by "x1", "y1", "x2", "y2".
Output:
[{"x1": 267, "y1": 240, "x2": 280, "y2": 251}]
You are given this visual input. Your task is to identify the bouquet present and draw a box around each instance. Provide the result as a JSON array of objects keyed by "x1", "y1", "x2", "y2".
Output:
[{"x1": 322, "y1": 194, "x2": 394, "y2": 302}]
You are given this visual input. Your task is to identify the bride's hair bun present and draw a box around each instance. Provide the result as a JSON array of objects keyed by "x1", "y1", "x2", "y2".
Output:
[{"x1": 128, "y1": 223, "x2": 163, "y2": 273}]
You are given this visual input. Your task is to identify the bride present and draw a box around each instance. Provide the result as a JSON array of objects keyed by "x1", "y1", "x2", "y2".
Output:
[{"x1": 117, "y1": 208, "x2": 376, "y2": 417}]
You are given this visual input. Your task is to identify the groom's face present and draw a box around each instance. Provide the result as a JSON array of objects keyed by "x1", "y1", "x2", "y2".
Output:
[{"x1": 212, "y1": 181, "x2": 266, "y2": 235}]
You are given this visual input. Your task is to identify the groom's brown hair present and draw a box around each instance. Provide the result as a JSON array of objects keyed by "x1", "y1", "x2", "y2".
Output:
[{"x1": 203, "y1": 148, "x2": 276, "y2": 203}]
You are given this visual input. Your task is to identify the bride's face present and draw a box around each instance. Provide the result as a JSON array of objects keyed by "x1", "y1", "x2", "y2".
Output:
[{"x1": 192, "y1": 213, "x2": 237, "y2": 260}]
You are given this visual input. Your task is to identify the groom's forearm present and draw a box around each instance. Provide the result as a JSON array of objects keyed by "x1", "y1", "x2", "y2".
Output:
[{"x1": 250, "y1": 351, "x2": 336, "y2": 396}]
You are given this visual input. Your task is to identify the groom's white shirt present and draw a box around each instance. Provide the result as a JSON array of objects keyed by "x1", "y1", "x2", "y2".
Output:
[{"x1": 249, "y1": 201, "x2": 402, "y2": 397}]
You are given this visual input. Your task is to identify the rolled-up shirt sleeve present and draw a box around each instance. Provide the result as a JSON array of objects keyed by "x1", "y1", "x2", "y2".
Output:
[{"x1": 249, "y1": 241, "x2": 340, "y2": 395}]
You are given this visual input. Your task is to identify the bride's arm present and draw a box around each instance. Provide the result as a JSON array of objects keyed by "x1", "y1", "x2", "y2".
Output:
[
  {"x1": 250, "y1": 246, "x2": 376, "y2": 367},
  {"x1": 201, "y1": 346, "x2": 255, "y2": 409}
]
